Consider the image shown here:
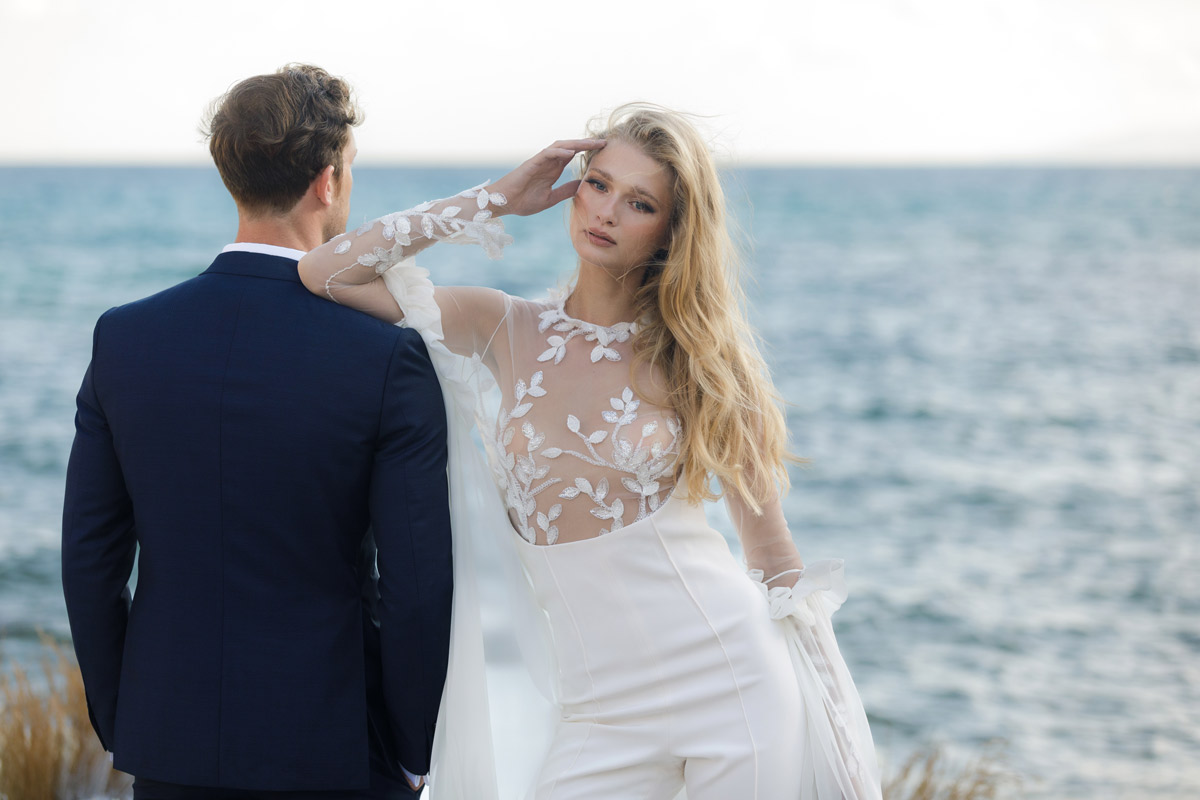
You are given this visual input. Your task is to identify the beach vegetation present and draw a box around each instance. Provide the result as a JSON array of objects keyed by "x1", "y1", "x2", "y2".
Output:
[
  {"x1": 885, "y1": 740, "x2": 1021, "y2": 800},
  {"x1": 0, "y1": 639, "x2": 131, "y2": 800}
]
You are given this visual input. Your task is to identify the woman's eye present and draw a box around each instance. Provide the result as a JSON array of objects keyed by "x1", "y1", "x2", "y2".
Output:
[
  {"x1": 587, "y1": 178, "x2": 607, "y2": 191},
  {"x1": 632, "y1": 200, "x2": 654, "y2": 213}
]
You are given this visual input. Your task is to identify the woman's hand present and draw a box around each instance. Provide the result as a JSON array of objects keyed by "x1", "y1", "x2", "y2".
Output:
[{"x1": 490, "y1": 139, "x2": 606, "y2": 217}]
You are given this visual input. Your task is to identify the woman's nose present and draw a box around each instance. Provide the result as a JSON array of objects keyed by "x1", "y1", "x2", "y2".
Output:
[{"x1": 596, "y1": 198, "x2": 617, "y2": 225}]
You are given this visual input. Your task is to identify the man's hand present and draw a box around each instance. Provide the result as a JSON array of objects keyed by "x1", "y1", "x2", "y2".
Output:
[{"x1": 489, "y1": 139, "x2": 606, "y2": 217}]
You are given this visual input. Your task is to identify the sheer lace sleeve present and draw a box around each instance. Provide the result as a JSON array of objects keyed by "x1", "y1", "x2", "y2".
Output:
[
  {"x1": 297, "y1": 182, "x2": 512, "y2": 325},
  {"x1": 725, "y1": 485, "x2": 805, "y2": 588}
]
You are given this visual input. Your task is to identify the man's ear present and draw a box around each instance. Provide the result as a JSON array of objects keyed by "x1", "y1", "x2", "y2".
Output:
[{"x1": 313, "y1": 164, "x2": 336, "y2": 207}]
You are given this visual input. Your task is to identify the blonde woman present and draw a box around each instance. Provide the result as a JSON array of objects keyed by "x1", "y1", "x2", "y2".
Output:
[{"x1": 300, "y1": 105, "x2": 879, "y2": 800}]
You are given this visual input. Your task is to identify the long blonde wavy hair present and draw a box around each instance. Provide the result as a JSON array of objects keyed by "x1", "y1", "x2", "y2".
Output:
[{"x1": 580, "y1": 104, "x2": 800, "y2": 514}]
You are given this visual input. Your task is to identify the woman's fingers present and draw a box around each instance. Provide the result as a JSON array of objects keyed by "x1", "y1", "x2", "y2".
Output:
[
  {"x1": 536, "y1": 148, "x2": 575, "y2": 169},
  {"x1": 547, "y1": 179, "x2": 582, "y2": 206},
  {"x1": 493, "y1": 139, "x2": 605, "y2": 215},
  {"x1": 549, "y1": 138, "x2": 606, "y2": 153}
]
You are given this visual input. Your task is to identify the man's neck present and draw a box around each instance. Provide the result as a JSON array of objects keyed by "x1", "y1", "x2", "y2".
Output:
[{"x1": 235, "y1": 216, "x2": 324, "y2": 253}]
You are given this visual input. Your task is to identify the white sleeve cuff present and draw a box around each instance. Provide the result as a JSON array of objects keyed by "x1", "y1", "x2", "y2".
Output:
[{"x1": 401, "y1": 764, "x2": 424, "y2": 788}]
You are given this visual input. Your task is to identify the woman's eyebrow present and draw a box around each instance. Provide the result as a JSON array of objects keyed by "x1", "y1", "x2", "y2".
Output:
[{"x1": 589, "y1": 167, "x2": 662, "y2": 206}]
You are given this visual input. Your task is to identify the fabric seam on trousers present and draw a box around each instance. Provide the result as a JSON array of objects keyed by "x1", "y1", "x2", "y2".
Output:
[
  {"x1": 650, "y1": 517, "x2": 760, "y2": 799},
  {"x1": 541, "y1": 548, "x2": 598, "y2": 797}
]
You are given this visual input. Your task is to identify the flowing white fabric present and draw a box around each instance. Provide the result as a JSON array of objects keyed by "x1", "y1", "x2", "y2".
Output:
[
  {"x1": 378, "y1": 260, "x2": 881, "y2": 799},
  {"x1": 382, "y1": 261, "x2": 553, "y2": 799},
  {"x1": 384, "y1": 260, "x2": 496, "y2": 799},
  {"x1": 749, "y1": 561, "x2": 882, "y2": 798}
]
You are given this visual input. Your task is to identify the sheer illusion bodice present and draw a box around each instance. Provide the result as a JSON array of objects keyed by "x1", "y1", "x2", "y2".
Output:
[
  {"x1": 447, "y1": 290, "x2": 680, "y2": 545},
  {"x1": 391, "y1": 279, "x2": 794, "y2": 556}
]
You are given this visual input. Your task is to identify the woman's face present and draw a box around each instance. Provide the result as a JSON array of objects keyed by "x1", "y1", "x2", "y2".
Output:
[{"x1": 570, "y1": 138, "x2": 673, "y2": 277}]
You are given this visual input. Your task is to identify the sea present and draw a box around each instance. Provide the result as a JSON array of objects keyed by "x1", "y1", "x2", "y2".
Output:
[{"x1": 1, "y1": 164, "x2": 1197, "y2": 799}]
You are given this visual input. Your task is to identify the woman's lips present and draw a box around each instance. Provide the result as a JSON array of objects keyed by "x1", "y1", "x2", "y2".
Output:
[{"x1": 586, "y1": 229, "x2": 616, "y2": 246}]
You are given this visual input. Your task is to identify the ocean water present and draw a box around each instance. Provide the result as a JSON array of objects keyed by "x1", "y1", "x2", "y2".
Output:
[{"x1": 1, "y1": 165, "x2": 1197, "y2": 799}]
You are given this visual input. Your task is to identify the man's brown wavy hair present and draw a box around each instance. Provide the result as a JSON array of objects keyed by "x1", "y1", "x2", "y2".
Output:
[{"x1": 203, "y1": 64, "x2": 361, "y2": 216}]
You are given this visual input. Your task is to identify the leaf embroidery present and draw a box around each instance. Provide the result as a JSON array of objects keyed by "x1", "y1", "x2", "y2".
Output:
[{"x1": 490, "y1": 294, "x2": 679, "y2": 545}]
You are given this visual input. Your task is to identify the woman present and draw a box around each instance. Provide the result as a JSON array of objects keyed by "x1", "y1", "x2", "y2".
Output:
[{"x1": 300, "y1": 105, "x2": 880, "y2": 799}]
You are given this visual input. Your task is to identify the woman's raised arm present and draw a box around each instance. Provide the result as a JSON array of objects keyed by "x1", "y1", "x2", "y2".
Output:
[{"x1": 297, "y1": 139, "x2": 604, "y2": 323}]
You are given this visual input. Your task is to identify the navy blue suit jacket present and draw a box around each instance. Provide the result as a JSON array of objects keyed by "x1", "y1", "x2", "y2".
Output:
[{"x1": 61, "y1": 250, "x2": 452, "y2": 791}]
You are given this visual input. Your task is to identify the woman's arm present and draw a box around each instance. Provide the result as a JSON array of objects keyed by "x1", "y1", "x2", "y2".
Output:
[
  {"x1": 725, "y1": 484, "x2": 806, "y2": 589},
  {"x1": 297, "y1": 139, "x2": 603, "y2": 323}
]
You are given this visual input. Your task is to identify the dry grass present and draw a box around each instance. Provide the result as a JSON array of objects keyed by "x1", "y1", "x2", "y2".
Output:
[
  {"x1": 885, "y1": 741, "x2": 1021, "y2": 800},
  {"x1": 0, "y1": 639, "x2": 132, "y2": 800},
  {"x1": 3, "y1": 639, "x2": 1020, "y2": 800}
]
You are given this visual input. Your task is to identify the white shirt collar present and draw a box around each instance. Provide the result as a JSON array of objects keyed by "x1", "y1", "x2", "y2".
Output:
[{"x1": 222, "y1": 242, "x2": 307, "y2": 261}]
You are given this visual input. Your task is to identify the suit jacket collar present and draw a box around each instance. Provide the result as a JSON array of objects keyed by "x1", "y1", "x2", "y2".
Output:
[
  {"x1": 202, "y1": 250, "x2": 303, "y2": 284},
  {"x1": 222, "y1": 242, "x2": 307, "y2": 260}
]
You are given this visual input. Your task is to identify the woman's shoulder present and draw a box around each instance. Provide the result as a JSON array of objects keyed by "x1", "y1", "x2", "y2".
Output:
[
  {"x1": 503, "y1": 288, "x2": 563, "y2": 321},
  {"x1": 440, "y1": 287, "x2": 557, "y2": 337}
]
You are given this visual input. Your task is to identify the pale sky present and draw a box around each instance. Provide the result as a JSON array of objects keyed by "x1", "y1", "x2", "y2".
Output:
[{"x1": 2, "y1": 0, "x2": 1198, "y2": 164}]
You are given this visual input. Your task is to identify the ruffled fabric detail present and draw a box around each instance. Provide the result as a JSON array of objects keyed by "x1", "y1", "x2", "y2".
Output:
[
  {"x1": 381, "y1": 260, "x2": 439, "y2": 334},
  {"x1": 380, "y1": 260, "x2": 479, "y2": 419},
  {"x1": 748, "y1": 558, "x2": 848, "y2": 623}
]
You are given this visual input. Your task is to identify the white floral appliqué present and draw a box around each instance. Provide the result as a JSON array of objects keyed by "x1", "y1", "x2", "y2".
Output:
[
  {"x1": 536, "y1": 302, "x2": 636, "y2": 365},
  {"x1": 493, "y1": 297, "x2": 681, "y2": 544},
  {"x1": 323, "y1": 182, "x2": 512, "y2": 300}
]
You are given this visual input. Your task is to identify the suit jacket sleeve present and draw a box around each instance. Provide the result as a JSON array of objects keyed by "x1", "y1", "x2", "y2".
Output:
[
  {"x1": 61, "y1": 312, "x2": 138, "y2": 751},
  {"x1": 370, "y1": 329, "x2": 453, "y2": 775}
]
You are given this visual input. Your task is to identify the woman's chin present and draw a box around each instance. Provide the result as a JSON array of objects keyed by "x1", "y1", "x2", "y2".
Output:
[
  {"x1": 569, "y1": 238, "x2": 650, "y2": 281},
  {"x1": 571, "y1": 241, "x2": 613, "y2": 272}
]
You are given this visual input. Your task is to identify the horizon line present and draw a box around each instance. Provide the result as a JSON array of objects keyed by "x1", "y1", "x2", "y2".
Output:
[{"x1": 3, "y1": 157, "x2": 1200, "y2": 170}]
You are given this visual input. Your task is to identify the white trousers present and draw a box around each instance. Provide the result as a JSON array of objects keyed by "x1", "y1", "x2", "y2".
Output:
[{"x1": 513, "y1": 492, "x2": 806, "y2": 800}]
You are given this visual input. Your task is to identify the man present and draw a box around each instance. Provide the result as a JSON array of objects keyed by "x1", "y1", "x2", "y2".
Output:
[{"x1": 62, "y1": 64, "x2": 449, "y2": 799}]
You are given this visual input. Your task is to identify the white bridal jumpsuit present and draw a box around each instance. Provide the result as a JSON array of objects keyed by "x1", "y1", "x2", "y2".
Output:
[{"x1": 313, "y1": 184, "x2": 881, "y2": 800}]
